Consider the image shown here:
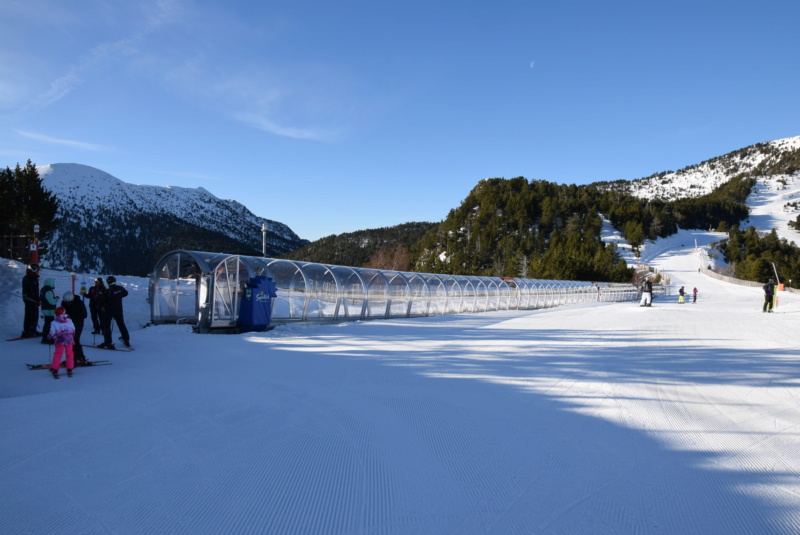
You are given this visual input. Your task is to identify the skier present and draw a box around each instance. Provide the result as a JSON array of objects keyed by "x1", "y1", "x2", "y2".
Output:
[
  {"x1": 763, "y1": 278, "x2": 775, "y2": 313},
  {"x1": 21, "y1": 264, "x2": 41, "y2": 337},
  {"x1": 48, "y1": 306, "x2": 76, "y2": 379},
  {"x1": 640, "y1": 278, "x2": 653, "y2": 307},
  {"x1": 99, "y1": 276, "x2": 130, "y2": 349},
  {"x1": 692, "y1": 287, "x2": 698, "y2": 304},
  {"x1": 678, "y1": 286, "x2": 685, "y2": 304},
  {"x1": 61, "y1": 291, "x2": 88, "y2": 365},
  {"x1": 87, "y1": 278, "x2": 106, "y2": 335},
  {"x1": 39, "y1": 277, "x2": 58, "y2": 344}
]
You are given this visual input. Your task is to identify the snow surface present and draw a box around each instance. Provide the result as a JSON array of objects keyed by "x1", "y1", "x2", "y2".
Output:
[
  {"x1": 3, "y1": 171, "x2": 800, "y2": 534},
  {"x1": 3, "y1": 230, "x2": 800, "y2": 533}
]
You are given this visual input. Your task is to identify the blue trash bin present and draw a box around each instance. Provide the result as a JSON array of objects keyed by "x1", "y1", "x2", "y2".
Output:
[{"x1": 238, "y1": 276, "x2": 277, "y2": 333}]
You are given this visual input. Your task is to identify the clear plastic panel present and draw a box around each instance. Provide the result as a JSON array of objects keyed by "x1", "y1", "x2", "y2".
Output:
[{"x1": 151, "y1": 250, "x2": 643, "y2": 329}]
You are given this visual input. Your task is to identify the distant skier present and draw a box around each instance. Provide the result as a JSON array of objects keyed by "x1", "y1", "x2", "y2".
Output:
[
  {"x1": 21, "y1": 264, "x2": 41, "y2": 337},
  {"x1": 763, "y1": 279, "x2": 775, "y2": 313},
  {"x1": 640, "y1": 279, "x2": 653, "y2": 307},
  {"x1": 692, "y1": 287, "x2": 698, "y2": 304},
  {"x1": 678, "y1": 286, "x2": 685, "y2": 304},
  {"x1": 48, "y1": 306, "x2": 75, "y2": 379}
]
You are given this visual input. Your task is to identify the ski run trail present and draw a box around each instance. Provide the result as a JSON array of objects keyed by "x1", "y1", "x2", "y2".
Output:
[{"x1": 2, "y1": 229, "x2": 800, "y2": 534}]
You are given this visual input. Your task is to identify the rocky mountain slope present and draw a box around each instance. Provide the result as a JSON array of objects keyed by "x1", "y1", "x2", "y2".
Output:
[
  {"x1": 598, "y1": 135, "x2": 800, "y2": 201},
  {"x1": 38, "y1": 164, "x2": 307, "y2": 275}
]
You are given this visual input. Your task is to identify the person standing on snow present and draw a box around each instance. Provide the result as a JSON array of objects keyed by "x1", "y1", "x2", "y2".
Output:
[
  {"x1": 87, "y1": 278, "x2": 106, "y2": 335},
  {"x1": 48, "y1": 306, "x2": 76, "y2": 379},
  {"x1": 40, "y1": 277, "x2": 58, "y2": 344},
  {"x1": 640, "y1": 278, "x2": 653, "y2": 307},
  {"x1": 100, "y1": 276, "x2": 130, "y2": 349},
  {"x1": 763, "y1": 278, "x2": 775, "y2": 313},
  {"x1": 61, "y1": 291, "x2": 88, "y2": 365},
  {"x1": 692, "y1": 287, "x2": 698, "y2": 304},
  {"x1": 678, "y1": 286, "x2": 685, "y2": 304},
  {"x1": 21, "y1": 264, "x2": 41, "y2": 337}
]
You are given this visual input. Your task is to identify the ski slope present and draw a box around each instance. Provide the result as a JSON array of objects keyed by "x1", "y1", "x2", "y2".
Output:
[{"x1": 2, "y1": 230, "x2": 800, "y2": 534}]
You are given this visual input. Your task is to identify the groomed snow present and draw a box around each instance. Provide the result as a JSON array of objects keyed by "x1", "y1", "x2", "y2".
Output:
[{"x1": 2, "y1": 227, "x2": 800, "y2": 534}]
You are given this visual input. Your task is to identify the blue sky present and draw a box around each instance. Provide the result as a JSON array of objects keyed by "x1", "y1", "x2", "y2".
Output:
[{"x1": 2, "y1": 1, "x2": 799, "y2": 241}]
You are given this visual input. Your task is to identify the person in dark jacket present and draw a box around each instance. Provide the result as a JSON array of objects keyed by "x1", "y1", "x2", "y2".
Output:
[
  {"x1": 87, "y1": 278, "x2": 106, "y2": 334},
  {"x1": 763, "y1": 278, "x2": 775, "y2": 313},
  {"x1": 640, "y1": 279, "x2": 653, "y2": 307},
  {"x1": 40, "y1": 277, "x2": 58, "y2": 344},
  {"x1": 21, "y1": 264, "x2": 41, "y2": 337},
  {"x1": 61, "y1": 291, "x2": 88, "y2": 364},
  {"x1": 100, "y1": 276, "x2": 130, "y2": 349}
]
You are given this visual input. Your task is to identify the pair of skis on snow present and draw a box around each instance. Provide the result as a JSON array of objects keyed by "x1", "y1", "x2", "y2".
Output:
[
  {"x1": 26, "y1": 360, "x2": 112, "y2": 370},
  {"x1": 7, "y1": 335, "x2": 134, "y2": 370}
]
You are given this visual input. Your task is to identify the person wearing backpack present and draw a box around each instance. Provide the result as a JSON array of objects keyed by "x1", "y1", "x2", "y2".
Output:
[{"x1": 40, "y1": 277, "x2": 58, "y2": 344}]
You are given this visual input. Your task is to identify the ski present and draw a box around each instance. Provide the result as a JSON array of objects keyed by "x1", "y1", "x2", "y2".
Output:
[
  {"x1": 85, "y1": 344, "x2": 134, "y2": 352},
  {"x1": 6, "y1": 334, "x2": 41, "y2": 341},
  {"x1": 27, "y1": 360, "x2": 111, "y2": 370}
]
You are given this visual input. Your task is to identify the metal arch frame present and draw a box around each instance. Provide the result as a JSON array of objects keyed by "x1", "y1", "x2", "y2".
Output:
[
  {"x1": 422, "y1": 274, "x2": 448, "y2": 316},
  {"x1": 296, "y1": 262, "x2": 341, "y2": 321},
  {"x1": 401, "y1": 271, "x2": 432, "y2": 317},
  {"x1": 380, "y1": 270, "x2": 410, "y2": 318},
  {"x1": 361, "y1": 269, "x2": 392, "y2": 319},
  {"x1": 265, "y1": 258, "x2": 310, "y2": 321},
  {"x1": 329, "y1": 265, "x2": 367, "y2": 321}
]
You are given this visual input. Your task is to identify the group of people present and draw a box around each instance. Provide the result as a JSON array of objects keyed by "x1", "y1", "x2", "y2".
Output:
[
  {"x1": 640, "y1": 277, "x2": 778, "y2": 310},
  {"x1": 20, "y1": 264, "x2": 130, "y2": 379},
  {"x1": 676, "y1": 286, "x2": 698, "y2": 304}
]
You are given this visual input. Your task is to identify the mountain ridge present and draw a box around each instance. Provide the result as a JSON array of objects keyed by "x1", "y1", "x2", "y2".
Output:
[{"x1": 38, "y1": 163, "x2": 307, "y2": 275}]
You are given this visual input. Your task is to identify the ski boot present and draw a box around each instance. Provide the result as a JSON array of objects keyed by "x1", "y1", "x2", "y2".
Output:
[
  {"x1": 50, "y1": 368, "x2": 59, "y2": 380},
  {"x1": 67, "y1": 368, "x2": 73, "y2": 378}
]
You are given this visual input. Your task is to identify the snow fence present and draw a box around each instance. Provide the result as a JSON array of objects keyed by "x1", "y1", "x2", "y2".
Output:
[{"x1": 149, "y1": 250, "x2": 643, "y2": 332}]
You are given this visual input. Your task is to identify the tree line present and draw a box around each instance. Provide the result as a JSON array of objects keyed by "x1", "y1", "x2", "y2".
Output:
[{"x1": 0, "y1": 161, "x2": 59, "y2": 260}]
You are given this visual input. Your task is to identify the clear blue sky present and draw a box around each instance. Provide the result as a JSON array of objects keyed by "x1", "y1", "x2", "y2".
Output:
[{"x1": 2, "y1": 1, "x2": 799, "y2": 241}]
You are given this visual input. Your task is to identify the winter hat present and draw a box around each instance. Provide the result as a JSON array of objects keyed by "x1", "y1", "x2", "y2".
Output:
[
  {"x1": 106, "y1": 276, "x2": 116, "y2": 284},
  {"x1": 55, "y1": 306, "x2": 66, "y2": 316},
  {"x1": 28, "y1": 263, "x2": 39, "y2": 273},
  {"x1": 62, "y1": 291, "x2": 74, "y2": 302}
]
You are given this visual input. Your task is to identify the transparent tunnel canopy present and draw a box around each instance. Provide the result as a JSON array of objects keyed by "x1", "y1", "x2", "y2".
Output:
[{"x1": 149, "y1": 250, "x2": 646, "y2": 332}]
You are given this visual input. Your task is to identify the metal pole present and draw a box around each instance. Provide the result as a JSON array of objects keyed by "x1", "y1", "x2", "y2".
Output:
[
  {"x1": 31, "y1": 224, "x2": 40, "y2": 264},
  {"x1": 262, "y1": 224, "x2": 267, "y2": 257}
]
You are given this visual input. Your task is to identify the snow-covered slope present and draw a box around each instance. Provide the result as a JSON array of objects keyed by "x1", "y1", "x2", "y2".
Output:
[
  {"x1": 37, "y1": 163, "x2": 307, "y2": 274},
  {"x1": 603, "y1": 135, "x2": 800, "y2": 201},
  {"x1": 3, "y1": 226, "x2": 800, "y2": 533}
]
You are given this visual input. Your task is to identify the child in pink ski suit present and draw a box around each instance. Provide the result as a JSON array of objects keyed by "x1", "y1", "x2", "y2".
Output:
[{"x1": 48, "y1": 306, "x2": 76, "y2": 378}]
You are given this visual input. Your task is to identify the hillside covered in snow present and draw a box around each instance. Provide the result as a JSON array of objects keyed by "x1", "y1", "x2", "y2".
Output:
[
  {"x1": 38, "y1": 164, "x2": 307, "y2": 275},
  {"x1": 598, "y1": 135, "x2": 800, "y2": 201}
]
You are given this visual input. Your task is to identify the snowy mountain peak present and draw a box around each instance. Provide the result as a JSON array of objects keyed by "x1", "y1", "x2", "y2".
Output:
[{"x1": 37, "y1": 163, "x2": 307, "y2": 275}]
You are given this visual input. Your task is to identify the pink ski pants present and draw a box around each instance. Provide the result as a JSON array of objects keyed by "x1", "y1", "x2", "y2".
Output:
[{"x1": 51, "y1": 344, "x2": 74, "y2": 371}]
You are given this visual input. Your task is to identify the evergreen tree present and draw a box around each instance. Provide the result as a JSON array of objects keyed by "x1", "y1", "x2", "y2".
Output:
[{"x1": 0, "y1": 161, "x2": 60, "y2": 253}]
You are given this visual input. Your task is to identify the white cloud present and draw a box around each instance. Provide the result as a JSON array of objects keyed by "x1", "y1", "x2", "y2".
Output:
[{"x1": 16, "y1": 130, "x2": 111, "y2": 151}]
